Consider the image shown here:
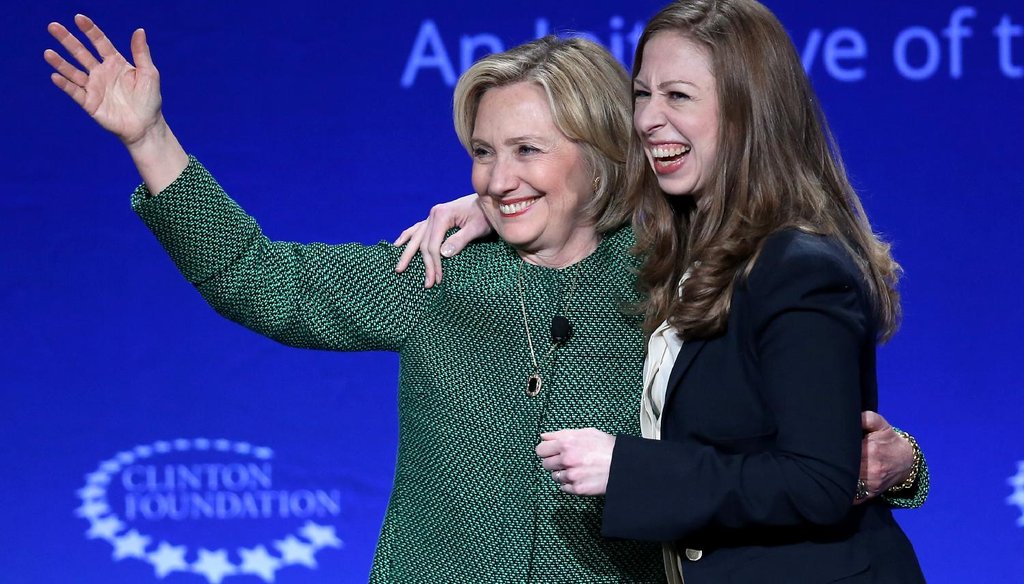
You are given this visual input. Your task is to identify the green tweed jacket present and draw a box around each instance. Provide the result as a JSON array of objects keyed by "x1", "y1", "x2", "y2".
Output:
[{"x1": 131, "y1": 157, "x2": 667, "y2": 583}]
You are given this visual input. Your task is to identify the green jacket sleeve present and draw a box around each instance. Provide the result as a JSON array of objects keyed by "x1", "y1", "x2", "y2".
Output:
[
  {"x1": 131, "y1": 156, "x2": 432, "y2": 352},
  {"x1": 882, "y1": 428, "x2": 930, "y2": 509}
]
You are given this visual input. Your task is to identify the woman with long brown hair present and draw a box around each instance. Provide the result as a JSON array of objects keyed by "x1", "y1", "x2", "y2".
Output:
[{"x1": 537, "y1": 0, "x2": 925, "y2": 581}]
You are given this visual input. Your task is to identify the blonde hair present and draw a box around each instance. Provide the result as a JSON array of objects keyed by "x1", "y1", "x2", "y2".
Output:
[
  {"x1": 454, "y1": 36, "x2": 633, "y2": 232},
  {"x1": 628, "y1": 0, "x2": 902, "y2": 340}
]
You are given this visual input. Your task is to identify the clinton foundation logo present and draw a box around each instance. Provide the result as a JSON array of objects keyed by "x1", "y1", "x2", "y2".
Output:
[{"x1": 76, "y1": 438, "x2": 344, "y2": 582}]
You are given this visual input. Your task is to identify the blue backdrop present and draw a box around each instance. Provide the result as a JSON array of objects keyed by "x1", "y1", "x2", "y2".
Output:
[{"x1": 2, "y1": 0, "x2": 1022, "y2": 582}]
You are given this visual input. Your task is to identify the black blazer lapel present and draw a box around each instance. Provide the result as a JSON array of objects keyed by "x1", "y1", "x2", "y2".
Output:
[{"x1": 662, "y1": 338, "x2": 706, "y2": 412}]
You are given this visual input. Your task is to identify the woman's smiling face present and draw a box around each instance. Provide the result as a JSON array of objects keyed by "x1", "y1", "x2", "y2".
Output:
[
  {"x1": 633, "y1": 32, "x2": 720, "y2": 198},
  {"x1": 470, "y1": 81, "x2": 597, "y2": 266}
]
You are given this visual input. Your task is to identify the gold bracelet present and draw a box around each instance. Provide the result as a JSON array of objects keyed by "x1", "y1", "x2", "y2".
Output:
[{"x1": 886, "y1": 430, "x2": 921, "y2": 493}]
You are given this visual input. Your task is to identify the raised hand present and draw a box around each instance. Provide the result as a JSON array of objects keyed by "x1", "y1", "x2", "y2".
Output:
[
  {"x1": 44, "y1": 14, "x2": 188, "y2": 193},
  {"x1": 45, "y1": 14, "x2": 162, "y2": 145}
]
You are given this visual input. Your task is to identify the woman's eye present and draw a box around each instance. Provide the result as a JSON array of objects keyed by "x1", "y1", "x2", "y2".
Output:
[
  {"x1": 517, "y1": 145, "x2": 540, "y2": 155},
  {"x1": 668, "y1": 91, "x2": 691, "y2": 101},
  {"x1": 633, "y1": 89, "x2": 651, "y2": 100},
  {"x1": 472, "y1": 147, "x2": 492, "y2": 158}
]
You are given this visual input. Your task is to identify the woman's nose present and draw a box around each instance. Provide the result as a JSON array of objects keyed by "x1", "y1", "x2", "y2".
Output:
[
  {"x1": 486, "y1": 155, "x2": 519, "y2": 195},
  {"x1": 634, "y1": 99, "x2": 666, "y2": 136}
]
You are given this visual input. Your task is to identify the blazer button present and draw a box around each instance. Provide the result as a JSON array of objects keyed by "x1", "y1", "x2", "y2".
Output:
[{"x1": 684, "y1": 548, "x2": 702, "y2": 561}]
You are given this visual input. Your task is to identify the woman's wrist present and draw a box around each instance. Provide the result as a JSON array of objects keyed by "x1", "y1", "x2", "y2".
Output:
[
  {"x1": 125, "y1": 117, "x2": 189, "y2": 195},
  {"x1": 885, "y1": 429, "x2": 922, "y2": 493}
]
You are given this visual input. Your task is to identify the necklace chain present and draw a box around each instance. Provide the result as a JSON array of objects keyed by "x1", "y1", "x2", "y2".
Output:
[{"x1": 515, "y1": 260, "x2": 579, "y2": 396}]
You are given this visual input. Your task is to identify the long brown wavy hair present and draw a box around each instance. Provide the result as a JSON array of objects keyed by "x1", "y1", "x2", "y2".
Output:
[{"x1": 628, "y1": 0, "x2": 902, "y2": 341}]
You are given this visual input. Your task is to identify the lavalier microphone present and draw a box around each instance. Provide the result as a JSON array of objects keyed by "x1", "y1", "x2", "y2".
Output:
[{"x1": 551, "y1": 315, "x2": 572, "y2": 344}]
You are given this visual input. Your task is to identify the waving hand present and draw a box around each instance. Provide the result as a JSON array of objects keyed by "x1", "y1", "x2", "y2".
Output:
[
  {"x1": 44, "y1": 14, "x2": 188, "y2": 192},
  {"x1": 45, "y1": 14, "x2": 163, "y2": 144}
]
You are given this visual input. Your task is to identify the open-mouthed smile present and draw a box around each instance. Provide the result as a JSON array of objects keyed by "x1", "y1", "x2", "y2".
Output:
[
  {"x1": 649, "y1": 143, "x2": 692, "y2": 174},
  {"x1": 499, "y1": 197, "x2": 540, "y2": 216}
]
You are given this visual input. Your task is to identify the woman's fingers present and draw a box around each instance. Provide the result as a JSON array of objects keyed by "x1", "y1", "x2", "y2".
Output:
[
  {"x1": 394, "y1": 243, "x2": 417, "y2": 273},
  {"x1": 43, "y1": 48, "x2": 89, "y2": 87},
  {"x1": 394, "y1": 221, "x2": 426, "y2": 273},
  {"x1": 49, "y1": 71, "x2": 88, "y2": 107},
  {"x1": 393, "y1": 194, "x2": 486, "y2": 287},
  {"x1": 860, "y1": 410, "x2": 890, "y2": 433},
  {"x1": 130, "y1": 28, "x2": 155, "y2": 70},
  {"x1": 393, "y1": 222, "x2": 440, "y2": 287},
  {"x1": 393, "y1": 223, "x2": 418, "y2": 247},
  {"x1": 421, "y1": 220, "x2": 447, "y2": 286},
  {"x1": 45, "y1": 48, "x2": 90, "y2": 107},
  {"x1": 47, "y1": 21, "x2": 100, "y2": 71},
  {"x1": 439, "y1": 230, "x2": 470, "y2": 259},
  {"x1": 540, "y1": 455, "x2": 564, "y2": 472},
  {"x1": 75, "y1": 14, "x2": 121, "y2": 61}
]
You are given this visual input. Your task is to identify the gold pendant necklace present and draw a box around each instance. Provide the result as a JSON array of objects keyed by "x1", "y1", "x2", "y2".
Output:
[{"x1": 516, "y1": 261, "x2": 578, "y2": 397}]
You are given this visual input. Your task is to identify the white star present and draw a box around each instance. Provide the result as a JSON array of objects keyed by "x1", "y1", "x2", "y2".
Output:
[
  {"x1": 112, "y1": 529, "x2": 151, "y2": 560},
  {"x1": 134, "y1": 444, "x2": 154, "y2": 458},
  {"x1": 1009, "y1": 462, "x2": 1024, "y2": 488},
  {"x1": 234, "y1": 442, "x2": 253, "y2": 454},
  {"x1": 238, "y1": 545, "x2": 282, "y2": 582},
  {"x1": 153, "y1": 441, "x2": 172, "y2": 453},
  {"x1": 274, "y1": 535, "x2": 317, "y2": 568},
  {"x1": 86, "y1": 470, "x2": 111, "y2": 485},
  {"x1": 75, "y1": 500, "x2": 109, "y2": 519},
  {"x1": 147, "y1": 541, "x2": 188, "y2": 578},
  {"x1": 116, "y1": 451, "x2": 136, "y2": 464},
  {"x1": 77, "y1": 484, "x2": 105, "y2": 500},
  {"x1": 173, "y1": 439, "x2": 191, "y2": 451},
  {"x1": 253, "y1": 447, "x2": 274, "y2": 460},
  {"x1": 86, "y1": 516, "x2": 124, "y2": 540},
  {"x1": 192, "y1": 548, "x2": 237, "y2": 584},
  {"x1": 214, "y1": 439, "x2": 231, "y2": 451},
  {"x1": 1008, "y1": 487, "x2": 1024, "y2": 507},
  {"x1": 194, "y1": 438, "x2": 211, "y2": 450},
  {"x1": 299, "y1": 522, "x2": 343, "y2": 549},
  {"x1": 100, "y1": 459, "x2": 121, "y2": 473}
]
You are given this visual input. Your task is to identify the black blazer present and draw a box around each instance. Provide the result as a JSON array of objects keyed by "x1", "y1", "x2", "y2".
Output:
[{"x1": 603, "y1": 230, "x2": 924, "y2": 583}]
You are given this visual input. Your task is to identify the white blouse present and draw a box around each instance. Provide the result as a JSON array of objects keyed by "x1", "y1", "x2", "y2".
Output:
[
  {"x1": 640, "y1": 271, "x2": 690, "y2": 440},
  {"x1": 640, "y1": 318, "x2": 684, "y2": 440}
]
